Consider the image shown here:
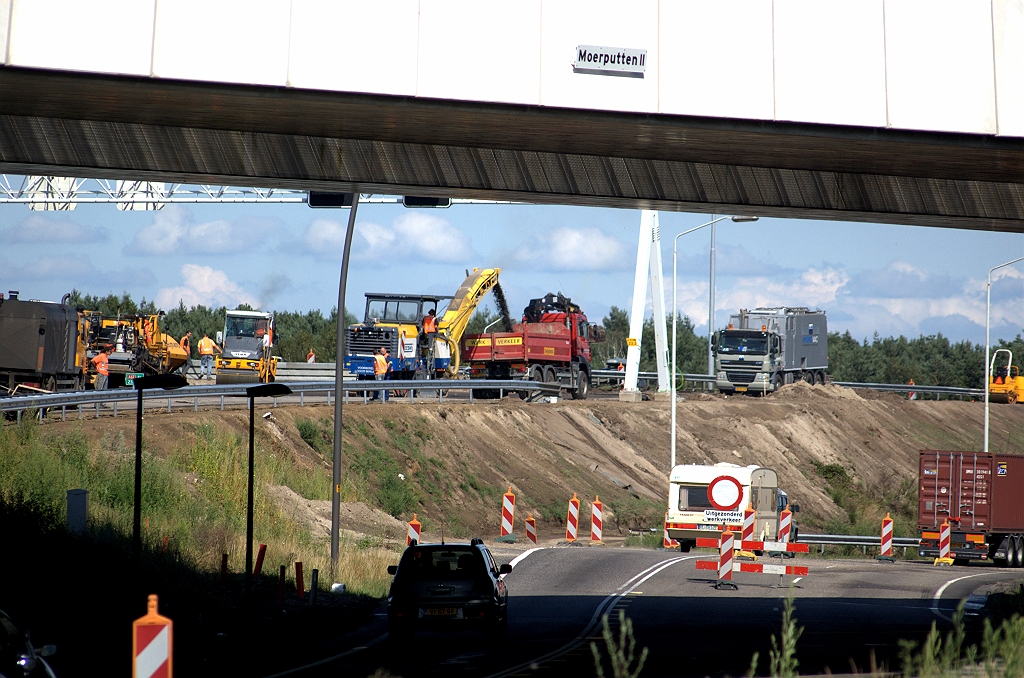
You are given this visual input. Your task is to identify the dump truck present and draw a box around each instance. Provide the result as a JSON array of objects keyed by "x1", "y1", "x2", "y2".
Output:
[
  {"x1": 665, "y1": 462, "x2": 799, "y2": 552},
  {"x1": 82, "y1": 311, "x2": 188, "y2": 388},
  {"x1": 344, "y1": 268, "x2": 510, "y2": 380},
  {"x1": 988, "y1": 349, "x2": 1023, "y2": 404},
  {"x1": 215, "y1": 310, "x2": 278, "y2": 384},
  {"x1": 715, "y1": 307, "x2": 828, "y2": 395},
  {"x1": 917, "y1": 450, "x2": 1024, "y2": 567},
  {"x1": 460, "y1": 292, "x2": 604, "y2": 400},
  {"x1": 0, "y1": 292, "x2": 87, "y2": 393}
]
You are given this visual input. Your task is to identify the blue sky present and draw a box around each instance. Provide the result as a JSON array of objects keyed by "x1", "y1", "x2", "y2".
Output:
[{"x1": 2, "y1": 196, "x2": 1023, "y2": 345}]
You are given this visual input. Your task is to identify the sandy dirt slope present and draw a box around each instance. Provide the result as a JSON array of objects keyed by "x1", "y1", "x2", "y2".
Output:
[{"x1": 27, "y1": 382, "x2": 1024, "y2": 539}]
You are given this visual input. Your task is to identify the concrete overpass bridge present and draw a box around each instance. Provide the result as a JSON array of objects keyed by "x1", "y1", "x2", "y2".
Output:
[{"x1": 2, "y1": 0, "x2": 1024, "y2": 230}]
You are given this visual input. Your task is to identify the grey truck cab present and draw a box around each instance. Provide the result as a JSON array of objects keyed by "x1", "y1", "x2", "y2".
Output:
[{"x1": 715, "y1": 307, "x2": 827, "y2": 395}]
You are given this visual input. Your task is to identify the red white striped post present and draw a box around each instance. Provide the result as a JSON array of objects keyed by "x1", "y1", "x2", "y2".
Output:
[
  {"x1": 877, "y1": 512, "x2": 895, "y2": 562},
  {"x1": 590, "y1": 496, "x2": 603, "y2": 543},
  {"x1": 566, "y1": 493, "x2": 580, "y2": 542},
  {"x1": 778, "y1": 507, "x2": 792, "y2": 543},
  {"x1": 663, "y1": 512, "x2": 678, "y2": 549},
  {"x1": 500, "y1": 487, "x2": 515, "y2": 538},
  {"x1": 717, "y1": 530, "x2": 737, "y2": 589},
  {"x1": 742, "y1": 508, "x2": 756, "y2": 542},
  {"x1": 406, "y1": 514, "x2": 421, "y2": 546},
  {"x1": 133, "y1": 594, "x2": 172, "y2": 678},
  {"x1": 525, "y1": 514, "x2": 537, "y2": 545},
  {"x1": 934, "y1": 519, "x2": 953, "y2": 565}
]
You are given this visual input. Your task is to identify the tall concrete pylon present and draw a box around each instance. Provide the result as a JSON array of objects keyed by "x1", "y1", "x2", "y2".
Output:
[{"x1": 622, "y1": 210, "x2": 669, "y2": 399}]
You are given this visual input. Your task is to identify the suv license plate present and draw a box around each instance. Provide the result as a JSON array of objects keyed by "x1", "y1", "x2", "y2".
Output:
[
  {"x1": 426, "y1": 607, "x2": 459, "y2": 617},
  {"x1": 697, "y1": 525, "x2": 718, "y2": 531}
]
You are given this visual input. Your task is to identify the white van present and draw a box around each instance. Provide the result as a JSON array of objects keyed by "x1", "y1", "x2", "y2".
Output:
[{"x1": 665, "y1": 462, "x2": 797, "y2": 552}]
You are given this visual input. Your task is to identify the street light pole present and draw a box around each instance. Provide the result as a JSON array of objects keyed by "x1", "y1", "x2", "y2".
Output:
[
  {"x1": 708, "y1": 217, "x2": 716, "y2": 379},
  {"x1": 671, "y1": 215, "x2": 758, "y2": 470},
  {"x1": 984, "y1": 256, "x2": 1024, "y2": 453}
]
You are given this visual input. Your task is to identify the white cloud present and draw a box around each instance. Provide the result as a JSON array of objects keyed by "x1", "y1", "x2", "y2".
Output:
[
  {"x1": 1, "y1": 214, "x2": 107, "y2": 243},
  {"x1": 507, "y1": 227, "x2": 628, "y2": 272},
  {"x1": 155, "y1": 264, "x2": 257, "y2": 309},
  {"x1": 301, "y1": 212, "x2": 472, "y2": 263},
  {"x1": 126, "y1": 205, "x2": 278, "y2": 256}
]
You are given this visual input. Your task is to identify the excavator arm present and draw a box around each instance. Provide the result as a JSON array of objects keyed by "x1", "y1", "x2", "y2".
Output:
[{"x1": 436, "y1": 267, "x2": 503, "y2": 376}]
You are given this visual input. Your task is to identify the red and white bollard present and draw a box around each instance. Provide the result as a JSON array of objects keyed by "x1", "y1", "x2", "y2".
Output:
[
  {"x1": 877, "y1": 512, "x2": 895, "y2": 562},
  {"x1": 778, "y1": 507, "x2": 792, "y2": 543},
  {"x1": 663, "y1": 512, "x2": 678, "y2": 549},
  {"x1": 500, "y1": 487, "x2": 515, "y2": 538},
  {"x1": 742, "y1": 508, "x2": 756, "y2": 542},
  {"x1": 566, "y1": 493, "x2": 580, "y2": 542},
  {"x1": 406, "y1": 514, "x2": 422, "y2": 546},
  {"x1": 717, "y1": 530, "x2": 737, "y2": 589},
  {"x1": 525, "y1": 514, "x2": 537, "y2": 545},
  {"x1": 934, "y1": 519, "x2": 953, "y2": 565},
  {"x1": 133, "y1": 594, "x2": 172, "y2": 678},
  {"x1": 590, "y1": 496, "x2": 603, "y2": 544}
]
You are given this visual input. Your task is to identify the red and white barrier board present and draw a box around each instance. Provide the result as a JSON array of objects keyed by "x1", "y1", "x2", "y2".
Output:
[
  {"x1": 880, "y1": 513, "x2": 893, "y2": 558},
  {"x1": 590, "y1": 496, "x2": 603, "y2": 543},
  {"x1": 133, "y1": 594, "x2": 172, "y2": 678},
  {"x1": 696, "y1": 538, "x2": 808, "y2": 553},
  {"x1": 718, "y1": 531, "x2": 734, "y2": 582},
  {"x1": 695, "y1": 531, "x2": 809, "y2": 586},
  {"x1": 566, "y1": 493, "x2": 579, "y2": 542},
  {"x1": 406, "y1": 514, "x2": 422, "y2": 546},
  {"x1": 663, "y1": 512, "x2": 678, "y2": 549},
  {"x1": 500, "y1": 487, "x2": 515, "y2": 537},
  {"x1": 526, "y1": 514, "x2": 537, "y2": 545},
  {"x1": 735, "y1": 562, "x2": 808, "y2": 576}
]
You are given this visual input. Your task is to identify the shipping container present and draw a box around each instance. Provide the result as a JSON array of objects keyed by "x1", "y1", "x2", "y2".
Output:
[
  {"x1": 917, "y1": 450, "x2": 1024, "y2": 566},
  {"x1": 0, "y1": 295, "x2": 86, "y2": 393}
]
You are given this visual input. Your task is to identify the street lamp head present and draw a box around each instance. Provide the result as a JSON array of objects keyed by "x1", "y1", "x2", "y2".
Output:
[
  {"x1": 134, "y1": 374, "x2": 189, "y2": 391},
  {"x1": 246, "y1": 383, "x2": 293, "y2": 399},
  {"x1": 730, "y1": 215, "x2": 759, "y2": 222}
]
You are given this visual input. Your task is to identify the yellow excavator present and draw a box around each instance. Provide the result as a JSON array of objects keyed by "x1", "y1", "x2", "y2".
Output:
[{"x1": 344, "y1": 267, "x2": 511, "y2": 380}]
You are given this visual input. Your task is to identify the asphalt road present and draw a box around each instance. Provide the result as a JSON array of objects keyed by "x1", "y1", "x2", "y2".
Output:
[{"x1": 269, "y1": 547, "x2": 1024, "y2": 678}]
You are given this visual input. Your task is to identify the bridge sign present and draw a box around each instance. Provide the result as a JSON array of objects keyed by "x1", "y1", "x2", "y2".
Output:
[{"x1": 125, "y1": 372, "x2": 145, "y2": 387}]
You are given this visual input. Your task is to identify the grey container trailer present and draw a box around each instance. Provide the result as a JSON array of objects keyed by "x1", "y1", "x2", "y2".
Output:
[
  {"x1": 714, "y1": 307, "x2": 827, "y2": 394},
  {"x1": 0, "y1": 295, "x2": 84, "y2": 393}
]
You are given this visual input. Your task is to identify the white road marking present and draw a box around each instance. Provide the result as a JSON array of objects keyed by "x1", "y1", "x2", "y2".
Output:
[
  {"x1": 262, "y1": 633, "x2": 387, "y2": 677},
  {"x1": 793, "y1": 577, "x2": 804, "y2": 584},
  {"x1": 509, "y1": 547, "x2": 543, "y2": 569},
  {"x1": 484, "y1": 555, "x2": 694, "y2": 678},
  {"x1": 930, "y1": 573, "x2": 989, "y2": 622}
]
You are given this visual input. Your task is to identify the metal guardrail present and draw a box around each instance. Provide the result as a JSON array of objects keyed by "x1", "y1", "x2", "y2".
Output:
[
  {"x1": 590, "y1": 369, "x2": 716, "y2": 384},
  {"x1": 0, "y1": 378, "x2": 563, "y2": 418},
  {"x1": 797, "y1": 533, "x2": 921, "y2": 547},
  {"x1": 832, "y1": 382, "x2": 983, "y2": 397}
]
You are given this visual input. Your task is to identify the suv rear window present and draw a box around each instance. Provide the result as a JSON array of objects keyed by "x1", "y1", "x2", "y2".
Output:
[{"x1": 400, "y1": 547, "x2": 485, "y2": 581}]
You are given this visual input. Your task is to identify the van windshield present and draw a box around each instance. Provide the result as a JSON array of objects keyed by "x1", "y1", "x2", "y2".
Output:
[{"x1": 677, "y1": 485, "x2": 714, "y2": 511}]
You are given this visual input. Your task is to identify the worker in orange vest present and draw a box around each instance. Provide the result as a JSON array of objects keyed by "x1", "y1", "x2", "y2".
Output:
[
  {"x1": 371, "y1": 348, "x2": 390, "y2": 402},
  {"x1": 197, "y1": 333, "x2": 221, "y2": 380},
  {"x1": 422, "y1": 309, "x2": 438, "y2": 334},
  {"x1": 91, "y1": 346, "x2": 111, "y2": 390}
]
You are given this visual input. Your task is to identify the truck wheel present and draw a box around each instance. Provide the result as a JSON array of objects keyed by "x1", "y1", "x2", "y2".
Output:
[
  {"x1": 543, "y1": 366, "x2": 557, "y2": 385},
  {"x1": 814, "y1": 371, "x2": 824, "y2": 386},
  {"x1": 572, "y1": 371, "x2": 590, "y2": 400},
  {"x1": 1015, "y1": 536, "x2": 1024, "y2": 568},
  {"x1": 772, "y1": 374, "x2": 783, "y2": 392},
  {"x1": 802, "y1": 371, "x2": 814, "y2": 384}
]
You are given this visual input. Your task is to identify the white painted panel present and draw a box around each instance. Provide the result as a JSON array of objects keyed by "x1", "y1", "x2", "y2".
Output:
[
  {"x1": 774, "y1": 0, "x2": 887, "y2": 127},
  {"x1": 541, "y1": 0, "x2": 658, "y2": 113},
  {"x1": 152, "y1": 0, "x2": 290, "y2": 86},
  {"x1": 418, "y1": 0, "x2": 540, "y2": 105},
  {"x1": 289, "y1": 0, "x2": 418, "y2": 95},
  {"x1": 659, "y1": 1, "x2": 774, "y2": 120},
  {"x1": 7, "y1": 0, "x2": 154, "y2": 75},
  {"x1": 885, "y1": 0, "x2": 997, "y2": 134},
  {"x1": 1, "y1": 0, "x2": 12, "y2": 64},
  {"x1": 994, "y1": 0, "x2": 1024, "y2": 137}
]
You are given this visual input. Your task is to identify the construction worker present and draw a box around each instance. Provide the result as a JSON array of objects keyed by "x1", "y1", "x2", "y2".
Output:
[
  {"x1": 307, "y1": 348, "x2": 316, "y2": 363},
  {"x1": 197, "y1": 333, "x2": 221, "y2": 380},
  {"x1": 371, "y1": 348, "x2": 390, "y2": 402},
  {"x1": 91, "y1": 346, "x2": 111, "y2": 390},
  {"x1": 422, "y1": 308, "x2": 438, "y2": 334}
]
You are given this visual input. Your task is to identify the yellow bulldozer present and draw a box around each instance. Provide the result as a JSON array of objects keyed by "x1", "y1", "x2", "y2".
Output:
[
  {"x1": 84, "y1": 311, "x2": 189, "y2": 388},
  {"x1": 989, "y1": 349, "x2": 1024, "y2": 404}
]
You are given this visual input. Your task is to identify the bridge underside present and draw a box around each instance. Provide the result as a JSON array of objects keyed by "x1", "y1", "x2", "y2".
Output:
[{"x1": 2, "y1": 67, "x2": 1024, "y2": 231}]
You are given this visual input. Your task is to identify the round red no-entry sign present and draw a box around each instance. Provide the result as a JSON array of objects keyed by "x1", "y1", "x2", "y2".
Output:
[{"x1": 707, "y1": 476, "x2": 743, "y2": 511}]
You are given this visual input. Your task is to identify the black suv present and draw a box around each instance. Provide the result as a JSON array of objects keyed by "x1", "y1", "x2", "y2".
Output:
[{"x1": 387, "y1": 538, "x2": 511, "y2": 640}]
